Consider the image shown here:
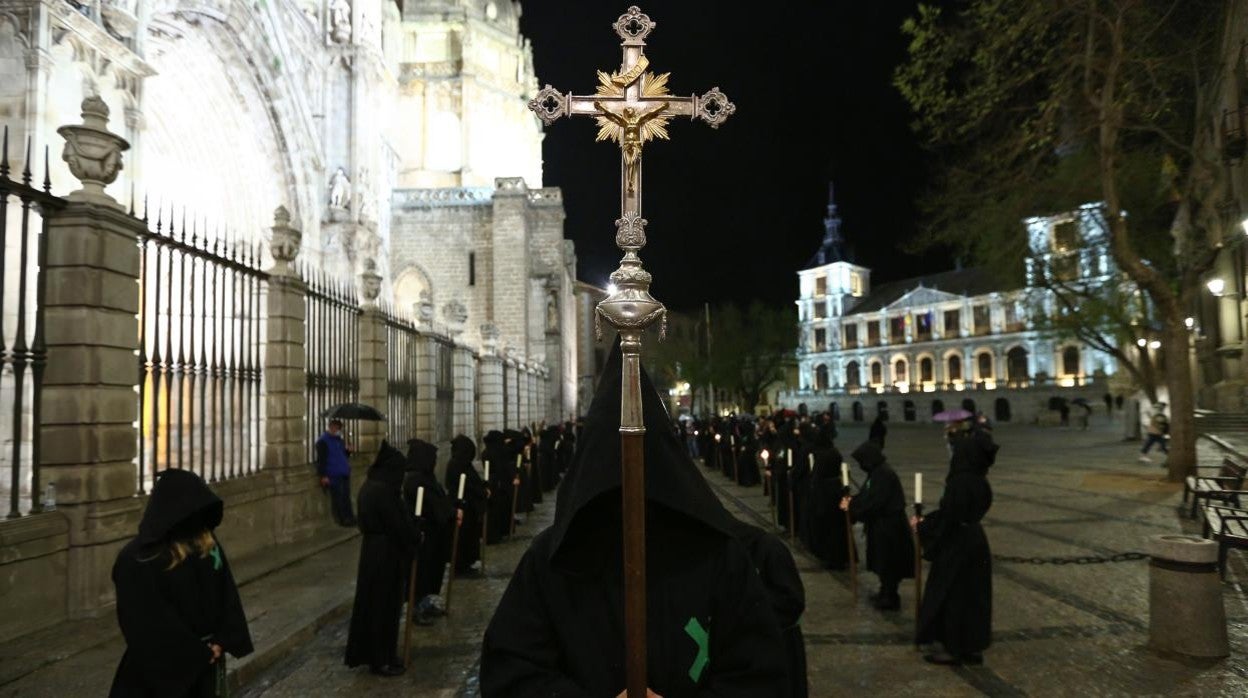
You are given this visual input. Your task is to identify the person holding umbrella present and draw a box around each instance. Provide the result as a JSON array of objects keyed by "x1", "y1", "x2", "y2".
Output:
[{"x1": 316, "y1": 419, "x2": 355, "y2": 527}]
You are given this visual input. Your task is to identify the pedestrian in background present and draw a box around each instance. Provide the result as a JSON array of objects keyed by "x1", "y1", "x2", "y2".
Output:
[
  {"x1": 110, "y1": 469, "x2": 253, "y2": 697},
  {"x1": 316, "y1": 419, "x2": 355, "y2": 527},
  {"x1": 1139, "y1": 403, "x2": 1170, "y2": 463}
]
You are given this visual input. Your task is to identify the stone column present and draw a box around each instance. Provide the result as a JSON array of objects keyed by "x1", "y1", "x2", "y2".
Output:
[
  {"x1": 453, "y1": 342, "x2": 477, "y2": 439},
  {"x1": 263, "y1": 207, "x2": 307, "y2": 472},
  {"x1": 40, "y1": 98, "x2": 142, "y2": 616},
  {"x1": 414, "y1": 334, "x2": 437, "y2": 441},
  {"x1": 477, "y1": 325, "x2": 504, "y2": 434},
  {"x1": 357, "y1": 264, "x2": 386, "y2": 453},
  {"x1": 490, "y1": 178, "x2": 530, "y2": 345}
]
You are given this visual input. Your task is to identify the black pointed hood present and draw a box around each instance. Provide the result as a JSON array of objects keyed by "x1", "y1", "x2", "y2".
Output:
[
  {"x1": 406, "y1": 438, "x2": 438, "y2": 475},
  {"x1": 137, "y1": 469, "x2": 224, "y2": 547},
  {"x1": 367, "y1": 440, "x2": 406, "y2": 486},
  {"x1": 851, "y1": 440, "x2": 886, "y2": 473},
  {"x1": 547, "y1": 338, "x2": 735, "y2": 564},
  {"x1": 451, "y1": 434, "x2": 477, "y2": 463}
]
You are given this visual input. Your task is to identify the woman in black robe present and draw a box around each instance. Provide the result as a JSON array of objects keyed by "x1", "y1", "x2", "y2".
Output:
[
  {"x1": 110, "y1": 469, "x2": 253, "y2": 698},
  {"x1": 404, "y1": 439, "x2": 456, "y2": 610},
  {"x1": 443, "y1": 435, "x2": 487, "y2": 572},
  {"x1": 801, "y1": 430, "x2": 850, "y2": 570},
  {"x1": 843, "y1": 440, "x2": 914, "y2": 611},
  {"x1": 915, "y1": 425, "x2": 996, "y2": 665},
  {"x1": 345, "y1": 442, "x2": 421, "y2": 676},
  {"x1": 481, "y1": 343, "x2": 786, "y2": 696},
  {"x1": 729, "y1": 520, "x2": 808, "y2": 698}
]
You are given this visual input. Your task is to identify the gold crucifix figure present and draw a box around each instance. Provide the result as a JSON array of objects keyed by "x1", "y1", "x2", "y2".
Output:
[{"x1": 526, "y1": 8, "x2": 734, "y2": 698}]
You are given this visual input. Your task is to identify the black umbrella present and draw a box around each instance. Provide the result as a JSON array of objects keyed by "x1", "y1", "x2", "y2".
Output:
[{"x1": 321, "y1": 403, "x2": 386, "y2": 421}]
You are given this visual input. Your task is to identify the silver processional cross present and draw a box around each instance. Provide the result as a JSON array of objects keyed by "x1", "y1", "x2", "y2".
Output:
[{"x1": 527, "y1": 7, "x2": 734, "y2": 698}]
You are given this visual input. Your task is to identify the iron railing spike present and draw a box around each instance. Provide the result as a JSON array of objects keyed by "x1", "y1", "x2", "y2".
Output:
[
  {"x1": 1, "y1": 124, "x2": 9, "y2": 178},
  {"x1": 43, "y1": 146, "x2": 51, "y2": 193},
  {"x1": 21, "y1": 137, "x2": 32, "y2": 185}
]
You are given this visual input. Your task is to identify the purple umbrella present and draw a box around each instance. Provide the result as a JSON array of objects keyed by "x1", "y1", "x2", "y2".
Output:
[{"x1": 933, "y1": 409, "x2": 974, "y2": 423}]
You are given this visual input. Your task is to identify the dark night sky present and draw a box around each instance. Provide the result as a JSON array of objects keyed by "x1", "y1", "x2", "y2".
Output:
[{"x1": 519, "y1": 1, "x2": 953, "y2": 312}]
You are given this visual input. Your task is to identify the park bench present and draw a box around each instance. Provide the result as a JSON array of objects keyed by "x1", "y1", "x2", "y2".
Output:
[
  {"x1": 1183, "y1": 456, "x2": 1248, "y2": 518},
  {"x1": 1200, "y1": 503, "x2": 1248, "y2": 578}
]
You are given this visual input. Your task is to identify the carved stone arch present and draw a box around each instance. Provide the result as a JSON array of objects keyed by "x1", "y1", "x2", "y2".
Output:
[
  {"x1": 0, "y1": 12, "x2": 31, "y2": 51},
  {"x1": 392, "y1": 264, "x2": 434, "y2": 318}
]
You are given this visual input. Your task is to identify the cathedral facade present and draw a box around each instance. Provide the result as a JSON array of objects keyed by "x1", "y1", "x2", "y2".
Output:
[
  {"x1": 779, "y1": 189, "x2": 1120, "y2": 424},
  {"x1": 0, "y1": 0, "x2": 580, "y2": 422}
]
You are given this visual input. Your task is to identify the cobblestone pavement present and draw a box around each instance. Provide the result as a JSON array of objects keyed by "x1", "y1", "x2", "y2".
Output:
[{"x1": 240, "y1": 421, "x2": 1248, "y2": 696}]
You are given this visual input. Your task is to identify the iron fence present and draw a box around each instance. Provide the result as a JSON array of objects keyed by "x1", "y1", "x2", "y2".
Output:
[
  {"x1": 435, "y1": 340, "x2": 454, "y2": 443},
  {"x1": 0, "y1": 131, "x2": 62, "y2": 517},
  {"x1": 304, "y1": 267, "x2": 360, "y2": 461},
  {"x1": 136, "y1": 205, "x2": 267, "y2": 492},
  {"x1": 384, "y1": 304, "x2": 420, "y2": 445}
]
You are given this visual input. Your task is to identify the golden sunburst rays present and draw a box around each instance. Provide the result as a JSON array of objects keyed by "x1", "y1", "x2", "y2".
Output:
[{"x1": 592, "y1": 70, "x2": 674, "y2": 147}]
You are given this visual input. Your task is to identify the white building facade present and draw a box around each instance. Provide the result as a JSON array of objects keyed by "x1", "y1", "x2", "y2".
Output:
[{"x1": 779, "y1": 193, "x2": 1120, "y2": 424}]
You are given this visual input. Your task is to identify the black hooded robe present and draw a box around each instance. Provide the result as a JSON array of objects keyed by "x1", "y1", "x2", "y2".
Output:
[
  {"x1": 868, "y1": 416, "x2": 887, "y2": 448},
  {"x1": 110, "y1": 469, "x2": 253, "y2": 698},
  {"x1": 480, "y1": 343, "x2": 787, "y2": 697},
  {"x1": 916, "y1": 433, "x2": 995, "y2": 656},
  {"x1": 732, "y1": 521, "x2": 808, "y2": 698},
  {"x1": 848, "y1": 441, "x2": 914, "y2": 586},
  {"x1": 444, "y1": 435, "x2": 487, "y2": 571},
  {"x1": 345, "y1": 442, "x2": 421, "y2": 670},
  {"x1": 737, "y1": 434, "x2": 762, "y2": 488},
  {"x1": 802, "y1": 445, "x2": 851, "y2": 570},
  {"x1": 482, "y1": 432, "x2": 517, "y2": 544},
  {"x1": 404, "y1": 439, "x2": 456, "y2": 598}
]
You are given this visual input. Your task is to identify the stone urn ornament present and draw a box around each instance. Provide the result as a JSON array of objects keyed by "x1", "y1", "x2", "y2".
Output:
[
  {"x1": 359, "y1": 259, "x2": 382, "y2": 307},
  {"x1": 269, "y1": 205, "x2": 302, "y2": 276},
  {"x1": 443, "y1": 300, "x2": 468, "y2": 338},
  {"x1": 57, "y1": 96, "x2": 130, "y2": 206},
  {"x1": 416, "y1": 290, "x2": 435, "y2": 327}
]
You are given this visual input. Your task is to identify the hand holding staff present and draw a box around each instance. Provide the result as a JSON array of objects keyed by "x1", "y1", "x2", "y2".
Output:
[
  {"x1": 445, "y1": 474, "x2": 466, "y2": 614},
  {"x1": 840, "y1": 462, "x2": 859, "y2": 600},
  {"x1": 403, "y1": 486, "x2": 425, "y2": 668}
]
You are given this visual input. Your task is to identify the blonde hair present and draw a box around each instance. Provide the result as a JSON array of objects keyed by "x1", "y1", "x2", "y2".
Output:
[{"x1": 166, "y1": 529, "x2": 216, "y2": 570}]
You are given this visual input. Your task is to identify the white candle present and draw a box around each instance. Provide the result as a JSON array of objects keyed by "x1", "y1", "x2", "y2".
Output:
[
  {"x1": 516, "y1": 454, "x2": 522, "y2": 468},
  {"x1": 841, "y1": 462, "x2": 849, "y2": 488},
  {"x1": 485, "y1": 460, "x2": 491, "y2": 481},
  {"x1": 457, "y1": 473, "x2": 466, "y2": 500},
  {"x1": 731, "y1": 435, "x2": 736, "y2": 446},
  {"x1": 808, "y1": 453, "x2": 815, "y2": 472},
  {"x1": 415, "y1": 486, "x2": 425, "y2": 517},
  {"x1": 915, "y1": 472, "x2": 923, "y2": 505},
  {"x1": 786, "y1": 450, "x2": 793, "y2": 468}
]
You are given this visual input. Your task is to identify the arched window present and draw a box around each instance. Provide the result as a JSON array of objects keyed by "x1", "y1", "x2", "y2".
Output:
[
  {"x1": 977, "y1": 352, "x2": 994, "y2": 380},
  {"x1": 845, "y1": 361, "x2": 861, "y2": 388},
  {"x1": 1007, "y1": 347, "x2": 1029, "y2": 383},
  {"x1": 1062, "y1": 346, "x2": 1081, "y2": 375},
  {"x1": 870, "y1": 361, "x2": 883, "y2": 384},
  {"x1": 815, "y1": 364, "x2": 829, "y2": 390},
  {"x1": 947, "y1": 355, "x2": 962, "y2": 382},
  {"x1": 894, "y1": 359, "x2": 907, "y2": 383},
  {"x1": 919, "y1": 356, "x2": 934, "y2": 383}
]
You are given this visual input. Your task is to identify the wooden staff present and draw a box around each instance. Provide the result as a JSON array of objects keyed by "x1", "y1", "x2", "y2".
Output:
[
  {"x1": 842, "y1": 462, "x2": 858, "y2": 600},
  {"x1": 403, "y1": 486, "x2": 425, "y2": 668},
  {"x1": 445, "y1": 474, "x2": 466, "y2": 614},
  {"x1": 762, "y1": 448, "x2": 771, "y2": 498},
  {"x1": 913, "y1": 472, "x2": 924, "y2": 636},
  {"x1": 510, "y1": 453, "x2": 521, "y2": 536},
  {"x1": 730, "y1": 435, "x2": 739, "y2": 484},
  {"x1": 786, "y1": 449, "x2": 796, "y2": 544}
]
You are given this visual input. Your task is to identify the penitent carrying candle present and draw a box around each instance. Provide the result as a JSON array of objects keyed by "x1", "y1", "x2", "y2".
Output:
[
  {"x1": 485, "y1": 460, "x2": 490, "y2": 482},
  {"x1": 415, "y1": 486, "x2": 425, "y2": 517},
  {"x1": 915, "y1": 472, "x2": 923, "y2": 504},
  {"x1": 841, "y1": 462, "x2": 849, "y2": 488},
  {"x1": 457, "y1": 473, "x2": 466, "y2": 500}
]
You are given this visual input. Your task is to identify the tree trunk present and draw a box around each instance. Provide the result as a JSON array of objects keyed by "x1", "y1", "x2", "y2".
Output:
[{"x1": 1162, "y1": 314, "x2": 1198, "y2": 481}]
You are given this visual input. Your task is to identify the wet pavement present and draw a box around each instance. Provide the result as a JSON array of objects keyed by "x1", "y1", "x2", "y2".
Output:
[{"x1": 238, "y1": 421, "x2": 1248, "y2": 696}]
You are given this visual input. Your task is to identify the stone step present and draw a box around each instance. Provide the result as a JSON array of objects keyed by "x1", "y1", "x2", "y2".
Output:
[{"x1": 0, "y1": 532, "x2": 361, "y2": 696}]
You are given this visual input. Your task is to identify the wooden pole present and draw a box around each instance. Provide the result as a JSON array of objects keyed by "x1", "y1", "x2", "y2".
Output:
[
  {"x1": 445, "y1": 517, "x2": 462, "y2": 614},
  {"x1": 845, "y1": 490, "x2": 858, "y2": 601},
  {"x1": 510, "y1": 453, "x2": 521, "y2": 536},
  {"x1": 481, "y1": 461, "x2": 489, "y2": 573},
  {"x1": 621, "y1": 430, "x2": 647, "y2": 698},
  {"x1": 403, "y1": 555, "x2": 419, "y2": 667},
  {"x1": 731, "y1": 436, "x2": 740, "y2": 484},
  {"x1": 913, "y1": 502, "x2": 924, "y2": 637}
]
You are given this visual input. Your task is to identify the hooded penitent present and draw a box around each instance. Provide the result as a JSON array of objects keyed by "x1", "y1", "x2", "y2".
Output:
[
  {"x1": 848, "y1": 441, "x2": 915, "y2": 582},
  {"x1": 916, "y1": 429, "x2": 995, "y2": 655},
  {"x1": 345, "y1": 441, "x2": 421, "y2": 670},
  {"x1": 405, "y1": 439, "x2": 455, "y2": 598},
  {"x1": 482, "y1": 430, "x2": 516, "y2": 544},
  {"x1": 444, "y1": 434, "x2": 486, "y2": 571},
  {"x1": 110, "y1": 469, "x2": 253, "y2": 698},
  {"x1": 801, "y1": 428, "x2": 851, "y2": 570},
  {"x1": 480, "y1": 341, "x2": 786, "y2": 696}
]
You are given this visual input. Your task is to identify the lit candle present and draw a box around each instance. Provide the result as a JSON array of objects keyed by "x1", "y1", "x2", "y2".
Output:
[
  {"x1": 415, "y1": 486, "x2": 425, "y2": 517},
  {"x1": 485, "y1": 460, "x2": 491, "y2": 481},
  {"x1": 731, "y1": 435, "x2": 736, "y2": 446},
  {"x1": 786, "y1": 449, "x2": 793, "y2": 468},
  {"x1": 761, "y1": 448, "x2": 770, "y2": 461},
  {"x1": 808, "y1": 453, "x2": 815, "y2": 472},
  {"x1": 457, "y1": 473, "x2": 466, "y2": 500},
  {"x1": 841, "y1": 462, "x2": 849, "y2": 488},
  {"x1": 915, "y1": 472, "x2": 923, "y2": 504}
]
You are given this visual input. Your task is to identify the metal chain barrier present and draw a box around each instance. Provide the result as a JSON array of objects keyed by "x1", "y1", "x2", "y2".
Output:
[{"x1": 993, "y1": 552, "x2": 1149, "y2": 565}]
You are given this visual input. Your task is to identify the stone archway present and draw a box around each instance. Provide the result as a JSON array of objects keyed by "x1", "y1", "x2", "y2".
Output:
[{"x1": 392, "y1": 265, "x2": 433, "y2": 318}]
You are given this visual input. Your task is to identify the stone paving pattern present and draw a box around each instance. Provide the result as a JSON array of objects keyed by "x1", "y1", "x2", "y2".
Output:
[{"x1": 6, "y1": 420, "x2": 1248, "y2": 696}]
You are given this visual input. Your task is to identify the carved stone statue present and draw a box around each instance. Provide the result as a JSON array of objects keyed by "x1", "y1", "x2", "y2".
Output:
[
  {"x1": 329, "y1": 167, "x2": 351, "y2": 208},
  {"x1": 354, "y1": 167, "x2": 375, "y2": 224},
  {"x1": 545, "y1": 288, "x2": 559, "y2": 332},
  {"x1": 329, "y1": 0, "x2": 351, "y2": 43}
]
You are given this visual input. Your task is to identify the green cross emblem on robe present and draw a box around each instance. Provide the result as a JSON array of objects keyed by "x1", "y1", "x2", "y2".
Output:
[
  {"x1": 209, "y1": 546, "x2": 222, "y2": 571},
  {"x1": 684, "y1": 617, "x2": 710, "y2": 683}
]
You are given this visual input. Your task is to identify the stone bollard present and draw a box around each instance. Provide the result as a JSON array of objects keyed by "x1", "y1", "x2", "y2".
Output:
[{"x1": 1148, "y1": 534, "x2": 1228, "y2": 658}]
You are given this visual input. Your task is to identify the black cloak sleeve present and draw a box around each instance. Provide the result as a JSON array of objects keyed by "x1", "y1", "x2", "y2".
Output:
[{"x1": 212, "y1": 540, "x2": 254, "y2": 658}]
